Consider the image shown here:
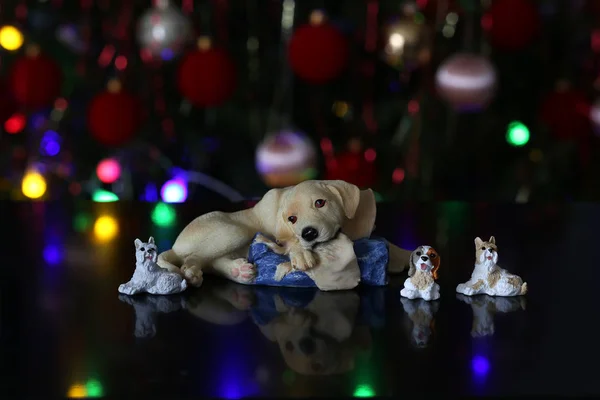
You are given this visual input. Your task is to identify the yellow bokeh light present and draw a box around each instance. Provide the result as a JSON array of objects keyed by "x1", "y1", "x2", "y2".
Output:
[
  {"x1": 94, "y1": 215, "x2": 119, "y2": 242},
  {"x1": 0, "y1": 25, "x2": 24, "y2": 51},
  {"x1": 67, "y1": 384, "x2": 87, "y2": 398},
  {"x1": 21, "y1": 171, "x2": 47, "y2": 199}
]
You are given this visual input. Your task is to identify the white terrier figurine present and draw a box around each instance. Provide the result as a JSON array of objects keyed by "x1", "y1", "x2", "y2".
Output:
[
  {"x1": 119, "y1": 237, "x2": 188, "y2": 296},
  {"x1": 400, "y1": 246, "x2": 440, "y2": 301},
  {"x1": 457, "y1": 294, "x2": 526, "y2": 337},
  {"x1": 456, "y1": 236, "x2": 527, "y2": 297}
]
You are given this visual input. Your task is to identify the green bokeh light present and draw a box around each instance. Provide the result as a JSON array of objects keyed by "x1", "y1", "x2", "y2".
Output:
[
  {"x1": 73, "y1": 212, "x2": 92, "y2": 232},
  {"x1": 151, "y1": 202, "x2": 176, "y2": 227},
  {"x1": 92, "y1": 189, "x2": 119, "y2": 202},
  {"x1": 506, "y1": 121, "x2": 530, "y2": 147},
  {"x1": 353, "y1": 384, "x2": 375, "y2": 398},
  {"x1": 373, "y1": 191, "x2": 383, "y2": 203},
  {"x1": 85, "y1": 379, "x2": 104, "y2": 398}
]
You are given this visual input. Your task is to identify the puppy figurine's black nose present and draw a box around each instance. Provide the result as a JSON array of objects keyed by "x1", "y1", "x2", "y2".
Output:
[
  {"x1": 299, "y1": 337, "x2": 316, "y2": 355},
  {"x1": 421, "y1": 255, "x2": 429, "y2": 261},
  {"x1": 301, "y1": 227, "x2": 319, "y2": 242}
]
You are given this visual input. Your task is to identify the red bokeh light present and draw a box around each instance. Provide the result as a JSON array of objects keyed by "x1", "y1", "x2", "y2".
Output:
[{"x1": 4, "y1": 113, "x2": 26, "y2": 134}]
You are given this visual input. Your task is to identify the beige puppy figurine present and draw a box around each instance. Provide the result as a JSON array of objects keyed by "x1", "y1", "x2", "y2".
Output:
[
  {"x1": 456, "y1": 237, "x2": 528, "y2": 297},
  {"x1": 157, "y1": 180, "x2": 411, "y2": 287}
]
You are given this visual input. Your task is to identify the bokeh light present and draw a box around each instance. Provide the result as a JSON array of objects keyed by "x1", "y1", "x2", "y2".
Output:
[
  {"x1": 93, "y1": 215, "x2": 119, "y2": 242},
  {"x1": 92, "y1": 189, "x2": 119, "y2": 202},
  {"x1": 160, "y1": 178, "x2": 188, "y2": 203},
  {"x1": 506, "y1": 121, "x2": 530, "y2": 147},
  {"x1": 471, "y1": 355, "x2": 490, "y2": 377},
  {"x1": 96, "y1": 158, "x2": 121, "y2": 183},
  {"x1": 40, "y1": 130, "x2": 61, "y2": 156},
  {"x1": 151, "y1": 202, "x2": 176, "y2": 227},
  {"x1": 353, "y1": 384, "x2": 375, "y2": 397},
  {"x1": 67, "y1": 384, "x2": 87, "y2": 398},
  {"x1": 4, "y1": 113, "x2": 26, "y2": 134},
  {"x1": 73, "y1": 212, "x2": 92, "y2": 232},
  {"x1": 0, "y1": 25, "x2": 24, "y2": 51},
  {"x1": 21, "y1": 171, "x2": 47, "y2": 199},
  {"x1": 85, "y1": 379, "x2": 104, "y2": 398},
  {"x1": 43, "y1": 244, "x2": 63, "y2": 265}
]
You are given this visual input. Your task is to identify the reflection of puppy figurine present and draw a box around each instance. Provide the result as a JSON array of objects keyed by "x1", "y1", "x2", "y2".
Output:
[
  {"x1": 119, "y1": 294, "x2": 186, "y2": 338},
  {"x1": 119, "y1": 237, "x2": 187, "y2": 296},
  {"x1": 457, "y1": 294, "x2": 526, "y2": 337},
  {"x1": 260, "y1": 291, "x2": 369, "y2": 375},
  {"x1": 400, "y1": 246, "x2": 440, "y2": 301},
  {"x1": 456, "y1": 237, "x2": 527, "y2": 297},
  {"x1": 400, "y1": 298, "x2": 439, "y2": 348}
]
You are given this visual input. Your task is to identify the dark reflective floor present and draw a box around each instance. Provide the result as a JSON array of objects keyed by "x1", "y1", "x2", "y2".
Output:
[{"x1": 0, "y1": 201, "x2": 598, "y2": 397}]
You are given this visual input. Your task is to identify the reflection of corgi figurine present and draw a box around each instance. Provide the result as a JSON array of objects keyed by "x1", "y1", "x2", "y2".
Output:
[
  {"x1": 119, "y1": 237, "x2": 187, "y2": 296},
  {"x1": 119, "y1": 294, "x2": 186, "y2": 338},
  {"x1": 400, "y1": 298, "x2": 439, "y2": 348},
  {"x1": 456, "y1": 236, "x2": 527, "y2": 297},
  {"x1": 457, "y1": 294, "x2": 526, "y2": 337},
  {"x1": 400, "y1": 246, "x2": 440, "y2": 301}
]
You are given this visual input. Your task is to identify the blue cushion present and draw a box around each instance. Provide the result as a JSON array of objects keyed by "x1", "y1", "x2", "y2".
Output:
[{"x1": 247, "y1": 233, "x2": 389, "y2": 288}]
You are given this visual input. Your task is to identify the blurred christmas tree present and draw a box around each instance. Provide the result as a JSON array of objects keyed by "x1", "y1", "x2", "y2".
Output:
[{"x1": 0, "y1": 0, "x2": 598, "y2": 203}]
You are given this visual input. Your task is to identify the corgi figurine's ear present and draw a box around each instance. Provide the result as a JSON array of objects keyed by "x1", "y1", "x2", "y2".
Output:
[
  {"x1": 134, "y1": 238, "x2": 143, "y2": 249},
  {"x1": 148, "y1": 236, "x2": 155, "y2": 244},
  {"x1": 488, "y1": 236, "x2": 495, "y2": 245},
  {"x1": 474, "y1": 237, "x2": 483, "y2": 248}
]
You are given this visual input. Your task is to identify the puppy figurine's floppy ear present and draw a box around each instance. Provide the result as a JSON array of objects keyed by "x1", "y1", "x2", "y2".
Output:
[
  {"x1": 489, "y1": 236, "x2": 495, "y2": 245},
  {"x1": 474, "y1": 237, "x2": 483, "y2": 248},
  {"x1": 325, "y1": 180, "x2": 377, "y2": 241},
  {"x1": 408, "y1": 248, "x2": 418, "y2": 277},
  {"x1": 134, "y1": 238, "x2": 142, "y2": 249},
  {"x1": 431, "y1": 252, "x2": 440, "y2": 281}
]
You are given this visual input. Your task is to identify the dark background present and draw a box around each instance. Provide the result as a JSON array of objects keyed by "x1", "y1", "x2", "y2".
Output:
[{"x1": 1, "y1": 0, "x2": 600, "y2": 203}]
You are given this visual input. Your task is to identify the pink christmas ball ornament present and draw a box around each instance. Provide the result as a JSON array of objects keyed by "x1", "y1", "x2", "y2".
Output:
[{"x1": 435, "y1": 53, "x2": 497, "y2": 112}]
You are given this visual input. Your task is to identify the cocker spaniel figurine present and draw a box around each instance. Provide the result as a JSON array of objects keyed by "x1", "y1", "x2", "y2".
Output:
[{"x1": 400, "y1": 246, "x2": 440, "y2": 301}]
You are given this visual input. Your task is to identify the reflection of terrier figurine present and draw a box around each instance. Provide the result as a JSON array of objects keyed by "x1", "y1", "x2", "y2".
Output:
[
  {"x1": 119, "y1": 294, "x2": 186, "y2": 338},
  {"x1": 457, "y1": 294, "x2": 526, "y2": 337},
  {"x1": 400, "y1": 298, "x2": 439, "y2": 348},
  {"x1": 119, "y1": 237, "x2": 187, "y2": 295},
  {"x1": 400, "y1": 246, "x2": 440, "y2": 301},
  {"x1": 456, "y1": 237, "x2": 527, "y2": 297}
]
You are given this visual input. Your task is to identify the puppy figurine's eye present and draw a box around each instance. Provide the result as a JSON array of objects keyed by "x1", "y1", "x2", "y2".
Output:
[
  {"x1": 288, "y1": 216, "x2": 297, "y2": 224},
  {"x1": 140, "y1": 247, "x2": 145, "y2": 252},
  {"x1": 430, "y1": 253, "x2": 436, "y2": 259},
  {"x1": 314, "y1": 199, "x2": 326, "y2": 208},
  {"x1": 488, "y1": 248, "x2": 494, "y2": 252},
  {"x1": 416, "y1": 251, "x2": 422, "y2": 256},
  {"x1": 481, "y1": 247, "x2": 486, "y2": 250}
]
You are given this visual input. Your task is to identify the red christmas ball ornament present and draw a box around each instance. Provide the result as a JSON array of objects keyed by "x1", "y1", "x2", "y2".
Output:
[
  {"x1": 88, "y1": 80, "x2": 142, "y2": 147},
  {"x1": 288, "y1": 10, "x2": 349, "y2": 84},
  {"x1": 177, "y1": 37, "x2": 236, "y2": 108},
  {"x1": 540, "y1": 82, "x2": 591, "y2": 141},
  {"x1": 484, "y1": 0, "x2": 540, "y2": 51},
  {"x1": 8, "y1": 45, "x2": 62, "y2": 109},
  {"x1": 325, "y1": 139, "x2": 377, "y2": 188}
]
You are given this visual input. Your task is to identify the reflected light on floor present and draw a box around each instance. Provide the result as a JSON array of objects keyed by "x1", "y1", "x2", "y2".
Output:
[
  {"x1": 66, "y1": 384, "x2": 86, "y2": 398},
  {"x1": 353, "y1": 384, "x2": 375, "y2": 397},
  {"x1": 43, "y1": 244, "x2": 63, "y2": 265},
  {"x1": 67, "y1": 379, "x2": 104, "y2": 398},
  {"x1": 93, "y1": 215, "x2": 119, "y2": 242},
  {"x1": 472, "y1": 354, "x2": 490, "y2": 377}
]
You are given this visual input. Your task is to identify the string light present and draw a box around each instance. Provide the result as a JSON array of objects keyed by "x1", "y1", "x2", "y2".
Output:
[
  {"x1": 0, "y1": 25, "x2": 24, "y2": 51},
  {"x1": 22, "y1": 170, "x2": 47, "y2": 199},
  {"x1": 506, "y1": 121, "x2": 530, "y2": 147},
  {"x1": 151, "y1": 202, "x2": 176, "y2": 227},
  {"x1": 93, "y1": 215, "x2": 119, "y2": 242},
  {"x1": 161, "y1": 178, "x2": 188, "y2": 203},
  {"x1": 96, "y1": 158, "x2": 121, "y2": 183},
  {"x1": 92, "y1": 189, "x2": 119, "y2": 202}
]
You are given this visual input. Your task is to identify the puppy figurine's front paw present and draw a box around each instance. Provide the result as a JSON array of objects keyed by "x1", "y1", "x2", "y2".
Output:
[
  {"x1": 274, "y1": 262, "x2": 293, "y2": 281},
  {"x1": 290, "y1": 248, "x2": 316, "y2": 271}
]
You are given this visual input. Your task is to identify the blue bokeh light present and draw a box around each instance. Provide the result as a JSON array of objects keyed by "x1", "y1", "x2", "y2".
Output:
[
  {"x1": 161, "y1": 179, "x2": 188, "y2": 203},
  {"x1": 160, "y1": 48, "x2": 174, "y2": 61},
  {"x1": 471, "y1": 355, "x2": 490, "y2": 377},
  {"x1": 40, "y1": 130, "x2": 61, "y2": 156},
  {"x1": 43, "y1": 244, "x2": 62, "y2": 266}
]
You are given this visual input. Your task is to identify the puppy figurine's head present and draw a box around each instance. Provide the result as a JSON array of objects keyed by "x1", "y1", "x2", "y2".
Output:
[
  {"x1": 408, "y1": 245, "x2": 440, "y2": 280},
  {"x1": 134, "y1": 237, "x2": 157, "y2": 265},
  {"x1": 474, "y1": 236, "x2": 498, "y2": 266},
  {"x1": 276, "y1": 180, "x2": 376, "y2": 248}
]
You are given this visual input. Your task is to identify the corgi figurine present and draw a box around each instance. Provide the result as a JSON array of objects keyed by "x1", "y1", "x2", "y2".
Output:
[
  {"x1": 119, "y1": 237, "x2": 188, "y2": 296},
  {"x1": 456, "y1": 236, "x2": 527, "y2": 297},
  {"x1": 400, "y1": 246, "x2": 440, "y2": 301}
]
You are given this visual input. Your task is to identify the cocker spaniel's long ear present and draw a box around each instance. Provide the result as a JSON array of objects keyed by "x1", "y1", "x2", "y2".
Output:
[
  {"x1": 431, "y1": 253, "x2": 440, "y2": 280},
  {"x1": 324, "y1": 180, "x2": 376, "y2": 240},
  {"x1": 408, "y1": 249, "x2": 418, "y2": 277}
]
